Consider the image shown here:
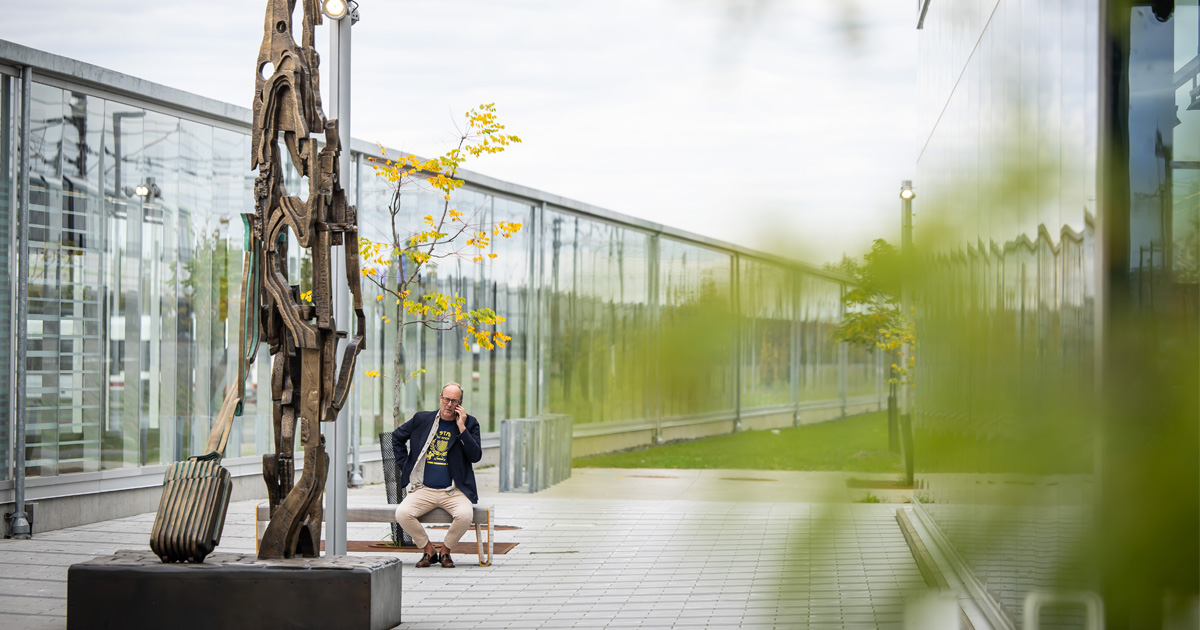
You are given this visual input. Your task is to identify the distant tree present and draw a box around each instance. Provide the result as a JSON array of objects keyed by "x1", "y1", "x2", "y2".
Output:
[
  {"x1": 828, "y1": 239, "x2": 915, "y2": 458},
  {"x1": 829, "y1": 239, "x2": 913, "y2": 385}
]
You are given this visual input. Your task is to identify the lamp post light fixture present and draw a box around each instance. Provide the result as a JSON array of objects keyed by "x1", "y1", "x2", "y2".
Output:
[
  {"x1": 900, "y1": 181, "x2": 915, "y2": 200},
  {"x1": 322, "y1": 0, "x2": 359, "y2": 23},
  {"x1": 322, "y1": 0, "x2": 348, "y2": 20},
  {"x1": 134, "y1": 178, "x2": 160, "y2": 200}
]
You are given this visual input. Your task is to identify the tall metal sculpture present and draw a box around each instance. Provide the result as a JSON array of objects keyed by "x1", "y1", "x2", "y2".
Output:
[
  {"x1": 251, "y1": 0, "x2": 365, "y2": 559},
  {"x1": 149, "y1": 0, "x2": 363, "y2": 563}
]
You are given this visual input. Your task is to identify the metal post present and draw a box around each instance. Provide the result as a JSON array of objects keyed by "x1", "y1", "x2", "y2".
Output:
[
  {"x1": 899, "y1": 180, "x2": 914, "y2": 475},
  {"x1": 900, "y1": 180, "x2": 913, "y2": 417},
  {"x1": 349, "y1": 156, "x2": 363, "y2": 488},
  {"x1": 838, "y1": 341, "x2": 847, "y2": 418},
  {"x1": 647, "y1": 233, "x2": 662, "y2": 443},
  {"x1": 9, "y1": 66, "x2": 32, "y2": 539},
  {"x1": 793, "y1": 271, "x2": 802, "y2": 426},
  {"x1": 732, "y1": 254, "x2": 742, "y2": 432},
  {"x1": 525, "y1": 202, "x2": 543, "y2": 418},
  {"x1": 838, "y1": 283, "x2": 848, "y2": 418},
  {"x1": 323, "y1": 6, "x2": 355, "y2": 557}
]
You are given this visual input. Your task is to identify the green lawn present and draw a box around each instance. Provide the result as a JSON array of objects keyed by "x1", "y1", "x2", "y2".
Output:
[{"x1": 573, "y1": 411, "x2": 902, "y2": 473}]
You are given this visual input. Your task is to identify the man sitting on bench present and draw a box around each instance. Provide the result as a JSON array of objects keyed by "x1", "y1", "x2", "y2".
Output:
[{"x1": 392, "y1": 381, "x2": 482, "y2": 568}]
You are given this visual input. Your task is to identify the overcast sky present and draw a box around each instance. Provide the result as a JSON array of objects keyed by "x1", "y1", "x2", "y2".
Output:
[{"x1": 2, "y1": 0, "x2": 918, "y2": 264}]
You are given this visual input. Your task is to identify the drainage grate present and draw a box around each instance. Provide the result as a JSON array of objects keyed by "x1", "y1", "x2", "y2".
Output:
[{"x1": 720, "y1": 477, "x2": 778, "y2": 482}]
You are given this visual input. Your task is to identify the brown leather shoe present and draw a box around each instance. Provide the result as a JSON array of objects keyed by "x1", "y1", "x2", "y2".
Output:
[
  {"x1": 439, "y1": 552, "x2": 455, "y2": 568},
  {"x1": 415, "y1": 553, "x2": 434, "y2": 568}
]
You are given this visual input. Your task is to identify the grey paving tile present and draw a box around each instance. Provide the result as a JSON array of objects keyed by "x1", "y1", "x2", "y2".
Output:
[{"x1": 0, "y1": 471, "x2": 929, "y2": 630}]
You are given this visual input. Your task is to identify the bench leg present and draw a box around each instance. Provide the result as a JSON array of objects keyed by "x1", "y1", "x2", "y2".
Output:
[
  {"x1": 474, "y1": 506, "x2": 493, "y2": 567},
  {"x1": 475, "y1": 523, "x2": 484, "y2": 566}
]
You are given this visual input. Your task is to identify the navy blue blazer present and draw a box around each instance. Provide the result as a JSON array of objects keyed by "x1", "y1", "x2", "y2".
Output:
[{"x1": 392, "y1": 410, "x2": 482, "y2": 504}]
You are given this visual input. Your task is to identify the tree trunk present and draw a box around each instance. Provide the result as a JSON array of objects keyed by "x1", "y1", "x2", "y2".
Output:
[
  {"x1": 887, "y1": 348, "x2": 899, "y2": 454},
  {"x1": 392, "y1": 311, "x2": 405, "y2": 428}
]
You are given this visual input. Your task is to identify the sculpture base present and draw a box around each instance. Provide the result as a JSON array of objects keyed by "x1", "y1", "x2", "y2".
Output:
[{"x1": 67, "y1": 549, "x2": 402, "y2": 630}]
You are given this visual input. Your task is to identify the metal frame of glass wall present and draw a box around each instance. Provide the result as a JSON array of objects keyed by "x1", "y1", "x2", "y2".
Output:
[{"x1": 0, "y1": 40, "x2": 882, "y2": 503}]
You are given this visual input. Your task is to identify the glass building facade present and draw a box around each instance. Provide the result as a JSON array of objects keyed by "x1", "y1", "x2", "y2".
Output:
[
  {"x1": 915, "y1": 1, "x2": 1198, "y2": 627},
  {"x1": 0, "y1": 42, "x2": 882, "y2": 501}
]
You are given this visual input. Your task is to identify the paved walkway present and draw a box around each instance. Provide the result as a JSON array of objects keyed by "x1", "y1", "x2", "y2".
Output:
[{"x1": 0, "y1": 468, "x2": 926, "y2": 629}]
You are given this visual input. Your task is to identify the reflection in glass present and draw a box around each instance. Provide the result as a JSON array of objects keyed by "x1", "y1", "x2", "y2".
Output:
[
  {"x1": 796, "y1": 275, "x2": 842, "y2": 402},
  {"x1": 739, "y1": 259, "x2": 793, "y2": 407},
  {"x1": 544, "y1": 210, "x2": 652, "y2": 424},
  {"x1": 26, "y1": 82, "x2": 66, "y2": 477},
  {"x1": 912, "y1": 0, "x2": 1199, "y2": 626},
  {"x1": 658, "y1": 239, "x2": 733, "y2": 418}
]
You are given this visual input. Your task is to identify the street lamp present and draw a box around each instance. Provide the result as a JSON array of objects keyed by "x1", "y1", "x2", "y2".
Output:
[
  {"x1": 898, "y1": 179, "x2": 914, "y2": 484},
  {"x1": 322, "y1": 0, "x2": 359, "y2": 23},
  {"x1": 324, "y1": 0, "x2": 358, "y2": 557},
  {"x1": 899, "y1": 180, "x2": 913, "y2": 252},
  {"x1": 322, "y1": 0, "x2": 349, "y2": 20}
]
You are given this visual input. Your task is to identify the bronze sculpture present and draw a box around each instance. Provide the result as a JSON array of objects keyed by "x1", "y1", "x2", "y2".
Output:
[
  {"x1": 151, "y1": 0, "x2": 363, "y2": 563},
  {"x1": 251, "y1": 0, "x2": 365, "y2": 559}
]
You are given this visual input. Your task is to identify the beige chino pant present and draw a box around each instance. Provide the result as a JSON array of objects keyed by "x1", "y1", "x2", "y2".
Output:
[{"x1": 394, "y1": 486, "x2": 474, "y2": 550}]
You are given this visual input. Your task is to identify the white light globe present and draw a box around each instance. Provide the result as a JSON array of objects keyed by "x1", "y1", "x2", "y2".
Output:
[{"x1": 323, "y1": 0, "x2": 348, "y2": 20}]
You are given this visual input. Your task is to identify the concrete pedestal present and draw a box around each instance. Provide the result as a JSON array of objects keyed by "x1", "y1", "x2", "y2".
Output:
[{"x1": 67, "y1": 550, "x2": 402, "y2": 630}]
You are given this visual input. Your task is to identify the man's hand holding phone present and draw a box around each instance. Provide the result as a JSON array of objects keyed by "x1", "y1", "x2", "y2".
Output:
[{"x1": 454, "y1": 403, "x2": 467, "y2": 433}]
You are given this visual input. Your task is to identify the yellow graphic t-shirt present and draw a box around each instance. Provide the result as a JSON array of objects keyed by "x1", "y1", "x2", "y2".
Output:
[{"x1": 422, "y1": 420, "x2": 454, "y2": 489}]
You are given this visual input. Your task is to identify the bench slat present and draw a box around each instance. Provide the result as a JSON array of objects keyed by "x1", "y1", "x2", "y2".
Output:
[{"x1": 255, "y1": 503, "x2": 490, "y2": 525}]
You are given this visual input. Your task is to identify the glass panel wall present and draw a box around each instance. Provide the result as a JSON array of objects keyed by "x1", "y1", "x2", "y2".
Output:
[
  {"x1": 739, "y1": 258, "x2": 793, "y2": 407},
  {"x1": 796, "y1": 274, "x2": 842, "y2": 401},
  {"x1": 26, "y1": 82, "x2": 71, "y2": 477},
  {"x1": 19, "y1": 85, "x2": 253, "y2": 477},
  {"x1": 2, "y1": 68, "x2": 875, "y2": 485},
  {"x1": 914, "y1": 0, "x2": 1103, "y2": 625},
  {"x1": 1095, "y1": 4, "x2": 1200, "y2": 625},
  {"x1": 542, "y1": 210, "x2": 651, "y2": 424},
  {"x1": 658, "y1": 239, "x2": 734, "y2": 417}
]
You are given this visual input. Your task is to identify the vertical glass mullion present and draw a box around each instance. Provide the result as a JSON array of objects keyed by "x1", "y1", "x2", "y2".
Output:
[{"x1": 0, "y1": 73, "x2": 12, "y2": 481}]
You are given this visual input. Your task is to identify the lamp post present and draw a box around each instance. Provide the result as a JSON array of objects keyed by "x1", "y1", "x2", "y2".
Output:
[
  {"x1": 322, "y1": 0, "x2": 358, "y2": 558},
  {"x1": 899, "y1": 180, "x2": 913, "y2": 412},
  {"x1": 898, "y1": 180, "x2": 915, "y2": 484}
]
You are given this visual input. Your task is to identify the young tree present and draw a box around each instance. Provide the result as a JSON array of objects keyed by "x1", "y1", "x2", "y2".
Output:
[
  {"x1": 828, "y1": 239, "x2": 915, "y2": 459},
  {"x1": 359, "y1": 103, "x2": 523, "y2": 427}
]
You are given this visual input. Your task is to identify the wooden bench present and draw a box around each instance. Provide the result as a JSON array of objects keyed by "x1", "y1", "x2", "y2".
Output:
[{"x1": 255, "y1": 503, "x2": 495, "y2": 566}]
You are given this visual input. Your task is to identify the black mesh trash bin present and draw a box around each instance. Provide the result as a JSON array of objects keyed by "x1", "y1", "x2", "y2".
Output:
[{"x1": 378, "y1": 432, "x2": 414, "y2": 547}]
